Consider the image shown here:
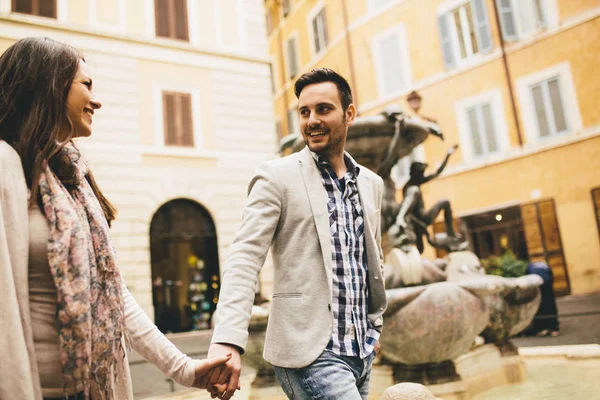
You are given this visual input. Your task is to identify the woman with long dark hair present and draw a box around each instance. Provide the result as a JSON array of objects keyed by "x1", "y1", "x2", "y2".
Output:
[{"x1": 0, "y1": 37, "x2": 230, "y2": 400}]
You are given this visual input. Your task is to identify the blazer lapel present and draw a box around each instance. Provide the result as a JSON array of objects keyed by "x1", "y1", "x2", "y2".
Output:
[{"x1": 298, "y1": 148, "x2": 333, "y2": 290}]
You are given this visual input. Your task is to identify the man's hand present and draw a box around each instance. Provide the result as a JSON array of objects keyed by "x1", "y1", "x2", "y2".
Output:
[
  {"x1": 192, "y1": 354, "x2": 232, "y2": 389},
  {"x1": 205, "y1": 343, "x2": 242, "y2": 400},
  {"x1": 374, "y1": 341, "x2": 381, "y2": 356}
]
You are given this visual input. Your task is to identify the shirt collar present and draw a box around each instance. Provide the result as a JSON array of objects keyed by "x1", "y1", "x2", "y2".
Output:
[{"x1": 310, "y1": 150, "x2": 361, "y2": 179}]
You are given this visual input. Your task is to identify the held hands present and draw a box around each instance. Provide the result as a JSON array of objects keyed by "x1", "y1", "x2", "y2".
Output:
[
  {"x1": 192, "y1": 354, "x2": 232, "y2": 389},
  {"x1": 204, "y1": 343, "x2": 243, "y2": 400}
]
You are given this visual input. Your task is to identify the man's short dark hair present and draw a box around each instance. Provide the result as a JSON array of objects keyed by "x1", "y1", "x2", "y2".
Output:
[{"x1": 294, "y1": 68, "x2": 353, "y2": 111}]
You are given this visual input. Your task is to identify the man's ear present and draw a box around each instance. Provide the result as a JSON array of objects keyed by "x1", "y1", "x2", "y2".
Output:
[{"x1": 346, "y1": 103, "x2": 357, "y2": 126}]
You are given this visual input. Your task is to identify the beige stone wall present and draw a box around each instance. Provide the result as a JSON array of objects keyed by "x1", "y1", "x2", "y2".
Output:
[{"x1": 0, "y1": 0, "x2": 276, "y2": 318}]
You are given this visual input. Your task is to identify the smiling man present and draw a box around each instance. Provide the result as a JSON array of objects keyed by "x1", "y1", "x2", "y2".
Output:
[{"x1": 206, "y1": 68, "x2": 387, "y2": 400}]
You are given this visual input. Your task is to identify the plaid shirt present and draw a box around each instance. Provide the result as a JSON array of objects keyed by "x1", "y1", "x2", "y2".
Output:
[{"x1": 311, "y1": 151, "x2": 380, "y2": 358}]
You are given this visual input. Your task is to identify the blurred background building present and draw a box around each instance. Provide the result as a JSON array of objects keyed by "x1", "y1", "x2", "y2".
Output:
[
  {"x1": 265, "y1": 0, "x2": 600, "y2": 296},
  {"x1": 0, "y1": 0, "x2": 275, "y2": 333}
]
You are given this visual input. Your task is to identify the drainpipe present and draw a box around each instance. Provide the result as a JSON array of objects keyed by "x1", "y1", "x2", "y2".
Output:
[
  {"x1": 341, "y1": 0, "x2": 360, "y2": 114},
  {"x1": 491, "y1": 0, "x2": 523, "y2": 147}
]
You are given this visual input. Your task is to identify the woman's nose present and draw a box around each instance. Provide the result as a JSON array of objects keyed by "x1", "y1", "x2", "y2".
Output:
[{"x1": 90, "y1": 94, "x2": 102, "y2": 110}]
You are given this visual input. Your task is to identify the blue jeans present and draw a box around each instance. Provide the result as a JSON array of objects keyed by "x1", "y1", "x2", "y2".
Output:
[{"x1": 273, "y1": 349, "x2": 376, "y2": 399}]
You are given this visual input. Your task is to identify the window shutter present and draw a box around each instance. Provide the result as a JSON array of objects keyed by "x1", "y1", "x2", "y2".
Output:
[
  {"x1": 496, "y1": 0, "x2": 518, "y2": 40},
  {"x1": 163, "y1": 92, "x2": 178, "y2": 146},
  {"x1": 155, "y1": 0, "x2": 170, "y2": 37},
  {"x1": 531, "y1": 84, "x2": 550, "y2": 138},
  {"x1": 321, "y1": 8, "x2": 329, "y2": 49},
  {"x1": 173, "y1": 0, "x2": 189, "y2": 41},
  {"x1": 471, "y1": 0, "x2": 492, "y2": 53},
  {"x1": 481, "y1": 103, "x2": 498, "y2": 153},
  {"x1": 533, "y1": 0, "x2": 547, "y2": 28},
  {"x1": 287, "y1": 37, "x2": 298, "y2": 78},
  {"x1": 14, "y1": 0, "x2": 33, "y2": 14},
  {"x1": 467, "y1": 107, "x2": 483, "y2": 156},
  {"x1": 179, "y1": 93, "x2": 194, "y2": 147},
  {"x1": 547, "y1": 78, "x2": 567, "y2": 133},
  {"x1": 13, "y1": 0, "x2": 56, "y2": 18},
  {"x1": 438, "y1": 14, "x2": 456, "y2": 69},
  {"x1": 312, "y1": 17, "x2": 321, "y2": 54},
  {"x1": 39, "y1": 0, "x2": 56, "y2": 18}
]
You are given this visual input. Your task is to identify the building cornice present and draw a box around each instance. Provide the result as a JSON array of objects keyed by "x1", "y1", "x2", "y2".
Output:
[{"x1": 0, "y1": 13, "x2": 272, "y2": 67}]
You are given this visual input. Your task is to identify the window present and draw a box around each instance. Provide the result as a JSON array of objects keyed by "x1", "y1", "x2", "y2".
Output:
[
  {"x1": 155, "y1": 0, "x2": 189, "y2": 41},
  {"x1": 282, "y1": 0, "x2": 291, "y2": 17},
  {"x1": 162, "y1": 91, "x2": 194, "y2": 147},
  {"x1": 309, "y1": 5, "x2": 328, "y2": 56},
  {"x1": 438, "y1": 0, "x2": 492, "y2": 69},
  {"x1": 287, "y1": 108, "x2": 299, "y2": 135},
  {"x1": 516, "y1": 62, "x2": 582, "y2": 145},
  {"x1": 496, "y1": 0, "x2": 548, "y2": 41},
  {"x1": 373, "y1": 25, "x2": 411, "y2": 97},
  {"x1": 286, "y1": 35, "x2": 299, "y2": 79},
  {"x1": 12, "y1": 0, "x2": 56, "y2": 18},
  {"x1": 466, "y1": 102, "x2": 498, "y2": 157},
  {"x1": 455, "y1": 89, "x2": 509, "y2": 161},
  {"x1": 530, "y1": 76, "x2": 568, "y2": 138}
]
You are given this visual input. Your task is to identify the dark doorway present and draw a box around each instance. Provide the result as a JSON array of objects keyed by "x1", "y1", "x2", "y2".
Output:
[
  {"x1": 150, "y1": 199, "x2": 220, "y2": 333},
  {"x1": 463, "y1": 205, "x2": 529, "y2": 261}
]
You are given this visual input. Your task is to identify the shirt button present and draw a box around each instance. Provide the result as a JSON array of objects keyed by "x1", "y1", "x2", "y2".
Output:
[
  {"x1": 374, "y1": 276, "x2": 379, "y2": 280},
  {"x1": 328, "y1": 304, "x2": 332, "y2": 311}
]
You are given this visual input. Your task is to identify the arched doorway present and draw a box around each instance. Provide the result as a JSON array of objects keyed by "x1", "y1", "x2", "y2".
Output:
[{"x1": 150, "y1": 199, "x2": 220, "y2": 333}]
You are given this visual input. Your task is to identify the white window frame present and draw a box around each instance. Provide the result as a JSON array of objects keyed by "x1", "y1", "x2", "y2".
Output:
[
  {"x1": 307, "y1": 0, "x2": 328, "y2": 58},
  {"x1": 455, "y1": 89, "x2": 509, "y2": 162},
  {"x1": 496, "y1": 0, "x2": 559, "y2": 41},
  {"x1": 516, "y1": 62, "x2": 582, "y2": 146},
  {"x1": 89, "y1": 0, "x2": 127, "y2": 33},
  {"x1": 214, "y1": 0, "x2": 247, "y2": 52},
  {"x1": 284, "y1": 31, "x2": 300, "y2": 80},
  {"x1": 151, "y1": 84, "x2": 205, "y2": 155},
  {"x1": 3, "y1": 0, "x2": 68, "y2": 21},
  {"x1": 437, "y1": 0, "x2": 492, "y2": 69},
  {"x1": 372, "y1": 24, "x2": 413, "y2": 99},
  {"x1": 391, "y1": 145, "x2": 426, "y2": 186}
]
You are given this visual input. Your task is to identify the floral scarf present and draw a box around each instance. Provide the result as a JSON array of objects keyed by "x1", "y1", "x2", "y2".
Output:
[{"x1": 38, "y1": 143, "x2": 125, "y2": 399}]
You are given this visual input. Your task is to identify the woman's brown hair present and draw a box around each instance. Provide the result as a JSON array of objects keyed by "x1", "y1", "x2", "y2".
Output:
[{"x1": 0, "y1": 37, "x2": 116, "y2": 224}]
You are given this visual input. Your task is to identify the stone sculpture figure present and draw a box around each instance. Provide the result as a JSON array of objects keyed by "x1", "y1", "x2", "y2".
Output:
[{"x1": 388, "y1": 144, "x2": 467, "y2": 254}]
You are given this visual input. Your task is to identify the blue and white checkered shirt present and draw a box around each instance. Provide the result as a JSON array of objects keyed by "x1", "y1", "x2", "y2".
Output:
[{"x1": 311, "y1": 151, "x2": 380, "y2": 359}]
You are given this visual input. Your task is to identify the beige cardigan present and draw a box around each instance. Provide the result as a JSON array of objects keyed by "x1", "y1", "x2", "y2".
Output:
[{"x1": 0, "y1": 141, "x2": 200, "y2": 399}]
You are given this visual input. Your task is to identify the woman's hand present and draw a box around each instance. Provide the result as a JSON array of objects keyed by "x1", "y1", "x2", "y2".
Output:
[{"x1": 192, "y1": 354, "x2": 232, "y2": 389}]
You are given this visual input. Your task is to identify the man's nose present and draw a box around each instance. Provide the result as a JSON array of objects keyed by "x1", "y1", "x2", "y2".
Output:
[{"x1": 308, "y1": 112, "x2": 321, "y2": 126}]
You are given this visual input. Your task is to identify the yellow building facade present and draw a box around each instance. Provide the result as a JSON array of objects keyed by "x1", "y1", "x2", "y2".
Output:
[
  {"x1": 266, "y1": 0, "x2": 600, "y2": 295},
  {"x1": 1, "y1": 0, "x2": 276, "y2": 333}
]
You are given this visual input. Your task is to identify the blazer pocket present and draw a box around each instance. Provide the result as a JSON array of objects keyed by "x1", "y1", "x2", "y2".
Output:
[{"x1": 272, "y1": 292, "x2": 303, "y2": 299}]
